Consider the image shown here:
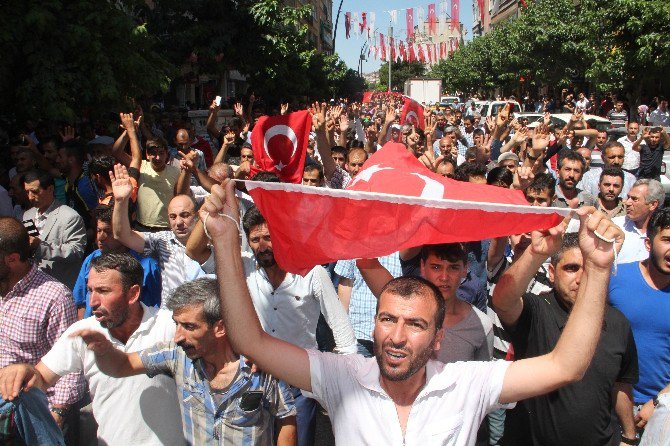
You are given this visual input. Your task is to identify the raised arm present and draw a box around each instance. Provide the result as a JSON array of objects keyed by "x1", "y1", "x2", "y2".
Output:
[
  {"x1": 202, "y1": 180, "x2": 311, "y2": 391},
  {"x1": 120, "y1": 113, "x2": 143, "y2": 171},
  {"x1": 185, "y1": 219, "x2": 211, "y2": 264},
  {"x1": 111, "y1": 164, "x2": 146, "y2": 253},
  {"x1": 499, "y1": 208, "x2": 624, "y2": 404},
  {"x1": 355, "y1": 258, "x2": 393, "y2": 299},
  {"x1": 633, "y1": 128, "x2": 649, "y2": 152},
  {"x1": 312, "y1": 103, "x2": 337, "y2": 182},
  {"x1": 206, "y1": 100, "x2": 222, "y2": 141},
  {"x1": 492, "y1": 220, "x2": 566, "y2": 327}
]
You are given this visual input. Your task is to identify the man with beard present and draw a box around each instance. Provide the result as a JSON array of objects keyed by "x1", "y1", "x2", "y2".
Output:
[
  {"x1": 633, "y1": 126, "x2": 670, "y2": 181},
  {"x1": 63, "y1": 278, "x2": 298, "y2": 446},
  {"x1": 595, "y1": 167, "x2": 627, "y2": 218},
  {"x1": 493, "y1": 232, "x2": 638, "y2": 446},
  {"x1": 73, "y1": 206, "x2": 161, "y2": 319},
  {"x1": 554, "y1": 151, "x2": 595, "y2": 209},
  {"x1": 240, "y1": 207, "x2": 356, "y2": 446},
  {"x1": 613, "y1": 179, "x2": 665, "y2": 264},
  {"x1": 581, "y1": 141, "x2": 636, "y2": 200},
  {"x1": 610, "y1": 208, "x2": 670, "y2": 435},
  {"x1": 0, "y1": 252, "x2": 184, "y2": 446},
  {"x1": 197, "y1": 179, "x2": 623, "y2": 445}
]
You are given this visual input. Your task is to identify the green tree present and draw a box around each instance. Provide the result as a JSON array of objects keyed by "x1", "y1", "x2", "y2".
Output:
[
  {"x1": 0, "y1": 0, "x2": 173, "y2": 122},
  {"x1": 377, "y1": 61, "x2": 426, "y2": 92}
]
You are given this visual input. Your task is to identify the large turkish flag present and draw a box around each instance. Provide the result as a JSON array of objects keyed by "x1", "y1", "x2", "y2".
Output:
[
  {"x1": 401, "y1": 98, "x2": 425, "y2": 130},
  {"x1": 246, "y1": 142, "x2": 569, "y2": 275},
  {"x1": 250, "y1": 110, "x2": 310, "y2": 184}
]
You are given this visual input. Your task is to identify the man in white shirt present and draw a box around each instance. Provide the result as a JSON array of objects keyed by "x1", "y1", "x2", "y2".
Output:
[
  {"x1": 0, "y1": 252, "x2": 183, "y2": 445},
  {"x1": 227, "y1": 205, "x2": 357, "y2": 446},
  {"x1": 199, "y1": 180, "x2": 624, "y2": 446},
  {"x1": 649, "y1": 97, "x2": 670, "y2": 127},
  {"x1": 613, "y1": 179, "x2": 665, "y2": 264},
  {"x1": 617, "y1": 122, "x2": 642, "y2": 172}
]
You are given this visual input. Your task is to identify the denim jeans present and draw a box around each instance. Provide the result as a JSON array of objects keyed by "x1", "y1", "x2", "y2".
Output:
[
  {"x1": 291, "y1": 387, "x2": 316, "y2": 446},
  {"x1": 0, "y1": 388, "x2": 65, "y2": 446}
]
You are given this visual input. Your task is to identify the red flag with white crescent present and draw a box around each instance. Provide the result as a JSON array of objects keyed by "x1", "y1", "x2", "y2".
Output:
[
  {"x1": 406, "y1": 8, "x2": 414, "y2": 40},
  {"x1": 428, "y1": 4, "x2": 437, "y2": 35},
  {"x1": 250, "y1": 110, "x2": 310, "y2": 184},
  {"x1": 246, "y1": 142, "x2": 568, "y2": 275},
  {"x1": 401, "y1": 98, "x2": 425, "y2": 130},
  {"x1": 451, "y1": 0, "x2": 460, "y2": 27},
  {"x1": 362, "y1": 92, "x2": 374, "y2": 103}
]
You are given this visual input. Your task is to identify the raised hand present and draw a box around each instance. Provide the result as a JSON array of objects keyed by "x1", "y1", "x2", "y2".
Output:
[
  {"x1": 222, "y1": 130, "x2": 236, "y2": 146},
  {"x1": 385, "y1": 106, "x2": 396, "y2": 125},
  {"x1": 311, "y1": 102, "x2": 326, "y2": 131},
  {"x1": 110, "y1": 163, "x2": 133, "y2": 201},
  {"x1": 576, "y1": 207, "x2": 624, "y2": 269},
  {"x1": 280, "y1": 103, "x2": 289, "y2": 116},
  {"x1": 330, "y1": 105, "x2": 344, "y2": 122},
  {"x1": 543, "y1": 112, "x2": 551, "y2": 126},
  {"x1": 513, "y1": 126, "x2": 529, "y2": 144},
  {"x1": 234, "y1": 102, "x2": 244, "y2": 117},
  {"x1": 532, "y1": 125, "x2": 551, "y2": 151},
  {"x1": 119, "y1": 112, "x2": 137, "y2": 133},
  {"x1": 210, "y1": 99, "x2": 221, "y2": 113},
  {"x1": 59, "y1": 126, "x2": 76, "y2": 143},
  {"x1": 571, "y1": 108, "x2": 584, "y2": 123},
  {"x1": 339, "y1": 114, "x2": 350, "y2": 133},
  {"x1": 485, "y1": 116, "x2": 496, "y2": 133},
  {"x1": 496, "y1": 103, "x2": 511, "y2": 127},
  {"x1": 512, "y1": 165, "x2": 534, "y2": 190},
  {"x1": 529, "y1": 219, "x2": 568, "y2": 258},
  {"x1": 200, "y1": 179, "x2": 241, "y2": 239}
]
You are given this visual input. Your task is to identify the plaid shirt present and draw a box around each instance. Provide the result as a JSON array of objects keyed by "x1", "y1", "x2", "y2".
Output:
[
  {"x1": 140, "y1": 342, "x2": 295, "y2": 446},
  {"x1": 335, "y1": 253, "x2": 402, "y2": 341},
  {"x1": 0, "y1": 265, "x2": 83, "y2": 406},
  {"x1": 327, "y1": 166, "x2": 351, "y2": 189}
]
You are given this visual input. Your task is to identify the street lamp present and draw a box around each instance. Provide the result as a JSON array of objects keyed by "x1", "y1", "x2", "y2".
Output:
[{"x1": 332, "y1": 0, "x2": 344, "y2": 51}]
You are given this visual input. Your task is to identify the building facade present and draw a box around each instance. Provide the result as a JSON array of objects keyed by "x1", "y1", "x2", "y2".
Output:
[{"x1": 287, "y1": 0, "x2": 334, "y2": 53}]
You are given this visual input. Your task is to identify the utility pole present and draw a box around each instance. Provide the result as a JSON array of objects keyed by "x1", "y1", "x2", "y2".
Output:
[
  {"x1": 332, "y1": 0, "x2": 344, "y2": 51},
  {"x1": 388, "y1": 24, "x2": 393, "y2": 92}
]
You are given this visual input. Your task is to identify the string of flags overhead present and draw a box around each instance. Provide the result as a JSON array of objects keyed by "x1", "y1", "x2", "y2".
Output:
[{"x1": 344, "y1": 1, "x2": 462, "y2": 64}]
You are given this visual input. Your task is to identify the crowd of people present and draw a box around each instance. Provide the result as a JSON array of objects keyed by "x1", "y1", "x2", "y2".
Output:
[{"x1": 0, "y1": 89, "x2": 667, "y2": 446}]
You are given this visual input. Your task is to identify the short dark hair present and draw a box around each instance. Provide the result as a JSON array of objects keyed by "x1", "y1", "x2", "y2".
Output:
[
  {"x1": 94, "y1": 205, "x2": 113, "y2": 225},
  {"x1": 648, "y1": 208, "x2": 670, "y2": 242},
  {"x1": 90, "y1": 252, "x2": 143, "y2": 293},
  {"x1": 486, "y1": 166, "x2": 513, "y2": 187},
  {"x1": 251, "y1": 171, "x2": 281, "y2": 182},
  {"x1": 23, "y1": 170, "x2": 54, "y2": 190},
  {"x1": 420, "y1": 243, "x2": 468, "y2": 265},
  {"x1": 303, "y1": 163, "x2": 324, "y2": 180},
  {"x1": 242, "y1": 206, "x2": 266, "y2": 237},
  {"x1": 472, "y1": 128, "x2": 485, "y2": 138},
  {"x1": 526, "y1": 173, "x2": 556, "y2": 197},
  {"x1": 453, "y1": 162, "x2": 487, "y2": 182},
  {"x1": 550, "y1": 232, "x2": 580, "y2": 266},
  {"x1": 557, "y1": 149, "x2": 586, "y2": 170},
  {"x1": 88, "y1": 155, "x2": 116, "y2": 180},
  {"x1": 331, "y1": 146, "x2": 348, "y2": 157},
  {"x1": 599, "y1": 166, "x2": 624, "y2": 184},
  {"x1": 60, "y1": 141, "x2": 88, "y2": 164},
  {"x1": 378, "y1": 276, "x2": 446, "y2": 332},
  {"x1": 167, "y1": 278, "x2": 221, "y2": 327},
  {"x1": 0, "y1": 217, "x2": 30, "y2": 261}
]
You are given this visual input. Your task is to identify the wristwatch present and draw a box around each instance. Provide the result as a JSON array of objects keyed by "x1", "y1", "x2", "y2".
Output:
[
  {"x1": 620, "y1": 434, "x2": 639, "y2": 445},
  {"x1": 50, "y1": 407, "x2": 67, "y2": 418},
  {"x1": 653, "y1": 395, "x2": 660, "y2": 407}
]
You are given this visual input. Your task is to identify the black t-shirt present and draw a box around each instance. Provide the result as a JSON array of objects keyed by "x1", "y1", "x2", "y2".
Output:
[
  {"x1": 638, "y1": 142, "x2": 667, "y2": 179},
  {"x1": 502, "y1": 291, "x2": 638, "y2": 446}
]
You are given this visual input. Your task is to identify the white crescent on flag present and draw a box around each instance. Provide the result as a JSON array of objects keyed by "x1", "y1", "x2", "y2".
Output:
[
  {"x1": 264, "y1": 125, "x2": 298, "y2": 170},
  {"x1": 406, "y1": 111, "x2": 419, "y2": 125}
]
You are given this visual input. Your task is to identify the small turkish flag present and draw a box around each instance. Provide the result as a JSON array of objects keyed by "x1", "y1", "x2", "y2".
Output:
[
  {"x1": 401, "y1": 98, "x2": 425, "y2": 130},
  {"x1": 362, "y1": 92, "x2": 373, "y2": 103},
  {"x1": 250, "y1": 110, "x2": 310, "y2": 184}
]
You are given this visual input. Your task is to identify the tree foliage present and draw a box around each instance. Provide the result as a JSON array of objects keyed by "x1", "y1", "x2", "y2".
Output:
[
  {"x1": 376, "y1": 61, "x2": 426, "y2": 92},
  {"x1": 429, "y1": 0, "x2": 670, "y2": 101}
]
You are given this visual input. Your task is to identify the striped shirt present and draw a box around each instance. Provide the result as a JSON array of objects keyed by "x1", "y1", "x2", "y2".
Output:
[
  {"x1": 143, "y1": 231, "x2": 214, "y2": 305},
  {"x1": 140, "y1": 342, "x2": 296, "y2": 446},
  {"x1": 335, "y1": 253, "x2": 402, "y2": 341},
  {"x1": 0, "y1": 265, "x2": 84, "y2": 406}
]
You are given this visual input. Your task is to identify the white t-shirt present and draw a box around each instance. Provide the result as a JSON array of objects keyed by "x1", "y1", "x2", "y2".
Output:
[
  {"x1": 41, "y1": 305, "x2": 184, "y2": 446},
  {"x1": 307, "y1": 350, "x2": 513, "y2": 446},
  {"x1": 617, "y1": 135, "x2": 642, "y2": 171},
  {"x1": 612, "y1": 216, "x2": 648, "y2": 264}
]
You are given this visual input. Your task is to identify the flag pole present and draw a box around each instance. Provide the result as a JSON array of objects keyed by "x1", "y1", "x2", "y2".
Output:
[{"x1": 388, "y1": 23, "x2": 393, "y2": 92}]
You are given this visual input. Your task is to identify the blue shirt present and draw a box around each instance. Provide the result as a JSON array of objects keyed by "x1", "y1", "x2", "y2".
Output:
[
  {"x1": 73, "y1": 249, "x2": 162, "y2": 317},
  {"x1": 140, "y1": 343, "x2": 295, "y2": 445},
  {"x1": 609, "y1": 261, "x2": 670, "y2": 403}
]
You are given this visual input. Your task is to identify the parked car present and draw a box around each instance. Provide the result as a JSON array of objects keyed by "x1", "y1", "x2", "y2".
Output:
[{"x1": 479, "y1": 101, "x2": 522, "y2": 119}]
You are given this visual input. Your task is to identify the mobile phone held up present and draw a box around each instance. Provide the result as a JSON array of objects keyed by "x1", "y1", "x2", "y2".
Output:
[{"x1": 215, "y1": 96, "x2": 222, "y2": 107}]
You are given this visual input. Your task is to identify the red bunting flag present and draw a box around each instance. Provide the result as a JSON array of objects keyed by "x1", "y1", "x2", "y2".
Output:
[
  {"x1": 401, "y1": 98, "x2": 425, "y2": 130},
  {"x1": 380, "y1": 33, "x2": 386, "y2": 61},
  {"x1": 250, "y1": 110, "x2": 310, "y2": 184},
  {"x1": 406, "y1": 8, "x2": 414, "y2": 40},
  {"x1": 360, "y1": 12, "x2": 367, "y2": 34},
  {"x1": 399, "y1": 41, "x2": 407, "y2": 62},
  {"x1": 390, "y1": 36, "x2": 396, "y2": 62},
  {"x1": 427, "y1": 44, "x2": 433, "y2": 63},
  {"x1": 428, "y1": 4, "x2": 437, "y2": 35},
  {"x1": 362, "y1": 92, "x2": 373, "y2": 104},
  {"x1": 418, "y1": 44, "x2": 426, "y2": 63},
  {"x1": 408, "y1": 43, "x2": 416, "y2": 62},
  {"x1": 345, "y1": 12, "x2": 351, "y2": 39},
  {"x1": 246, "y1": 142, "x2": 568, "y2": 275},
  {"x1": 451, "y1": 0, "x2": 460, "y2": 28}
]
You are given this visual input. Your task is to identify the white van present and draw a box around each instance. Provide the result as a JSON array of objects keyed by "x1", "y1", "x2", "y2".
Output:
[{"x1": 479, "y1": 101, "x2": 522, "y2": 118}]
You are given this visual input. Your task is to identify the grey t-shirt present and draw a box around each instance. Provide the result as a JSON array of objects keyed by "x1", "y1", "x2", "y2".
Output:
[{"x1": 436, "y1": 306, "x2": 494, "y2": 363}]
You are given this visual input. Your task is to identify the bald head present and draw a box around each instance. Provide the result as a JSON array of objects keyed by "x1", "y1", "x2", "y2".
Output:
[
  {"x1": 168, "y1": 194, "x2": 198, "y2": 243},
  {"x1": 208, "y1": 162, "x2": 234, "y2": 183}
]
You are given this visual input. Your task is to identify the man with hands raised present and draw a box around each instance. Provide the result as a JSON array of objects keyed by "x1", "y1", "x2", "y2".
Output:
[{"x1": 198, "y1": 179, "x2": 624, "y2": 445}]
